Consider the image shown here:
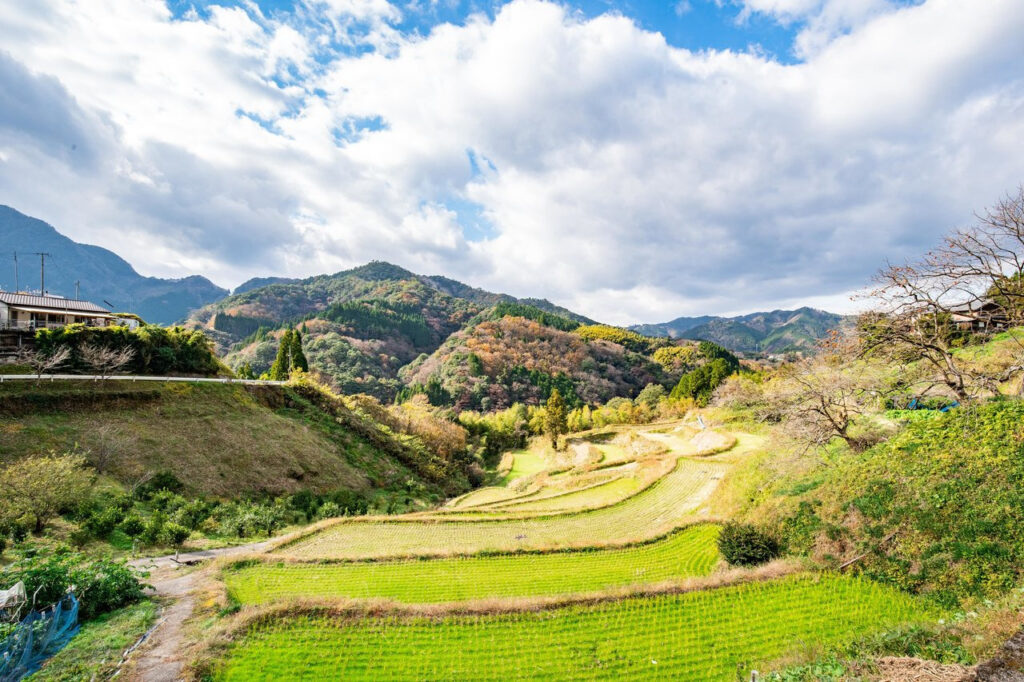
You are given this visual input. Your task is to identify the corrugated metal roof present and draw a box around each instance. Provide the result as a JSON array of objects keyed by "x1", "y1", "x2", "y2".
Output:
[{"x1": 0, "y1": 292, "x2": 111, "y2": 314}]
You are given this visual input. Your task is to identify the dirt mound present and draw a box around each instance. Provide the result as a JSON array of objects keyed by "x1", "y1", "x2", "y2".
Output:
[
  {"x1": 863, "y1": 657, "x2": 975, "y2": 681},
  {"x1": 690, "y1": 429, "x2": 734, "y2": 455}
]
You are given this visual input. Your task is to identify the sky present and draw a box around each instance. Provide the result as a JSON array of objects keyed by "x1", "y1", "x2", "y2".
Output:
[{"x1": 0, "y1": 0, "x2": 1022, "y2": 325}]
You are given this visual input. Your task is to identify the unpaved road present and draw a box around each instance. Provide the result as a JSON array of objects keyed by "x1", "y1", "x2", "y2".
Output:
[{"x1": 123, "y1": 541, "x2": 273, "y2": 681}]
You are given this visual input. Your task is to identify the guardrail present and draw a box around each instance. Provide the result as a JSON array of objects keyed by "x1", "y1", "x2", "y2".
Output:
[{"x1": 0, "y1": 374, "x2": 287, "y2": 385}]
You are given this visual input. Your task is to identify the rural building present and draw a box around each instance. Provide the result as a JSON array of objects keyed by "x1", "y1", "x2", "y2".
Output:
[
  {"x1": 0, "y1": 292, "x2": 118, "y2": 331},
  {"x1": 948, "y1": 299, "x2": 1009, "y2": 332}
]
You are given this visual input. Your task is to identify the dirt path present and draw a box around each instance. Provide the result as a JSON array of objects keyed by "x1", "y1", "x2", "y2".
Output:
[{"x1": 122, "y1": 540, "x2": 273, "y2": 681}]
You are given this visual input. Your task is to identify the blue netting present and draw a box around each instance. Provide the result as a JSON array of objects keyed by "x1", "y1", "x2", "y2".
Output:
[{"x1": 0, "y1": 594, "x2": 79, "y2": 682}]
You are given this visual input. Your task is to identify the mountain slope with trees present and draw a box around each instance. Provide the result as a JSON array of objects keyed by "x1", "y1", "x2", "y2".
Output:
[{"x1": 190, "y1": 263, "x2": 619, "y2": 402}]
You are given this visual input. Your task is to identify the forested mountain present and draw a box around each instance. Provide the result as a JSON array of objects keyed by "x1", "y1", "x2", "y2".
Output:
[
  {"x1": 189, "y1": 263, "x2": 666, "y2": 404},
  {"x1": 0, "y1": 206, "x2": 227, "y2": 324},
  {"x1": 631, "y1": 307, "x2": 845, "y2": 354}
]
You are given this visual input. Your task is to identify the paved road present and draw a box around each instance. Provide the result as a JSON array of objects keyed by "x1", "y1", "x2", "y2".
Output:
[{"x1": 0, "y1": 374, "x2": 285, "y2": 385}]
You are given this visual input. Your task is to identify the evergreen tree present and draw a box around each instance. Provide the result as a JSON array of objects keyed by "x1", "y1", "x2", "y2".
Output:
[
  {"x1": 238, "y1": 362, "x2": 255, "y2": 380},
  {"x1": 268, "y1": 330, "x2": 293, "y2": 380},
  {"x1": 544, "y1": 388, "x2": 568, "y2": 449},
  {"x1": 290, "y1": 330, "x2": 309, "y2": 372}
]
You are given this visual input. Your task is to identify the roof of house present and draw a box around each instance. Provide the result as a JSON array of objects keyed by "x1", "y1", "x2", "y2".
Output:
[{"x1": 0, "y1": 292, "x2": 112, "y2": 315}]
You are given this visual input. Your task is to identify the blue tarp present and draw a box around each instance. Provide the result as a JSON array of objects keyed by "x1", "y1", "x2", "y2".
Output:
[{"x1": 0, "y1": 594, "x2": 79, "y2": 682}]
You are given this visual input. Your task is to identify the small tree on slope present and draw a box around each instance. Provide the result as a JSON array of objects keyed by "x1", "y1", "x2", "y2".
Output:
[
  {"x1": 290, "y1": 330, "x2": 309, "y2": 373},
  {"x1": 544, "y1": 388, "x2": 568, "y2": 450}
]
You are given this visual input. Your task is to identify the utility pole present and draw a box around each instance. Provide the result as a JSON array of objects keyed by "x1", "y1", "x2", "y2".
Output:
[
  {"x1": 75, "y1": 280, "x2": 80, "y2": 300},
  {"x1": 34, "y1": 252, "x2": 51, "y2": 295},
  {"x1": 12, "y1": 252, "x2": 18, "y2": 291}
]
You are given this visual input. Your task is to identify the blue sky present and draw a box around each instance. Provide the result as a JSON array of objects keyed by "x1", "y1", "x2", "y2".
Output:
[
  {"x1": 0, "y1": 0, "x2": 1021, "y2": 323},
  {"x1": 168, "y1": 0, "x2": 803, "y2": 60}
]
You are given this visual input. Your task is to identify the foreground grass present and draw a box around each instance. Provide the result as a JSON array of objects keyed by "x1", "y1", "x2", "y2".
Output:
[
  {"x1": 27, "y1": 600, "x2": 157, "y2": 681},
  {"x1": 226, "y1": 524, "x2": 719, "y2": 605},
  {"x1": 277, "y1": 455, "x2": 727, "y2": 559},
  {"x1": 213, "y1": 574, "x2": 939, "y2": 681}
]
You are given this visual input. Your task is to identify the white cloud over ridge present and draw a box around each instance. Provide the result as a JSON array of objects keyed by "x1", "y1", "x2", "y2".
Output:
[{"x1": 0, "y1": 0, "x2": 1022, "y2": 324}]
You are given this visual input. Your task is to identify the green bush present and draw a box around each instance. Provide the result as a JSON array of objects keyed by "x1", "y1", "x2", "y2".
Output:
[
  {"x1": 160, "y1": 522, "x2": 191, "y2": 548},
  {"x1": 34, "y1": 324, "x2": 221, "y2": 376},
  {"x1": 118, "y1": 515, "x2": 145, "y2": 539},
  {"x1": 717, "y1": 522, "x2": 782, "y2": 566},
  {"x1": 82, "y1": 506, "x2": 125, "y2": 539},
  {"x1": 0, "y1": 550, "x2": 147, "y2": 621}
]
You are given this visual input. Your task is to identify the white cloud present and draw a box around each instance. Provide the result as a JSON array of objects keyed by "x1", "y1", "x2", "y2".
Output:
[{"x1": 0, "y1": 0, "x2": 1022, "y2": 324}]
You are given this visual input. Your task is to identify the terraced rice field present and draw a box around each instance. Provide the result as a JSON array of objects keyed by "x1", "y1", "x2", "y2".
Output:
[
  {"x1": 277, "y1": 455, "x2": 727, "y2": 559},
  {"x1": 215, "y1": 574, "x2": 939, "y2": 681},
  {"x1": 226, "y1": 525, "x2": 720, "y2": 605},
  {"x1": 501, "y1": 450, "x2": 547, "y2": 482}
]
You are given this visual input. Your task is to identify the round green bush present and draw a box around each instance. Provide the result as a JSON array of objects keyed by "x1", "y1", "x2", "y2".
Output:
[{"x1": 717, "y1": 522, "x2": 782, "y2": 566}]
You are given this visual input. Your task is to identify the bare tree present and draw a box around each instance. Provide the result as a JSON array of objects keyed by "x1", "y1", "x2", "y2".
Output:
[
  {"x1": 86, "y1": 424, "x2": 126, "y2": 475},
  {"x1": 765, "y1": 336, "x2": 892, "y2": 451},
  {"x1": 79, "y1": 344, "x2": 135, "y2": 379},
  {"x1": 862, "y1": 188, "x2": 1024, "y2": 402},
  {"x1": 17, "y1": 345, "x2": 72, "y2": 380},
  {"x1": 938, "y1": 186, "x2": 1024, "y2": 326}
]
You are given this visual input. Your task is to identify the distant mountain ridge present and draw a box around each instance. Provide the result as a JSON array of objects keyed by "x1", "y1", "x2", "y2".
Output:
[
  {"x1": 631, "y1": 307, "x2": 845, "y2": 354},
  {"x1": 0, "y1": 206, "x2": 227, "y2": 324}
]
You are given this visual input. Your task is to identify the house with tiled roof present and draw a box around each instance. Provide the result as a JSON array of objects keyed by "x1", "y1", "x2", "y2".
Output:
[{"x1": 0, "y1": 292, "x2": 118, "y2": 331}]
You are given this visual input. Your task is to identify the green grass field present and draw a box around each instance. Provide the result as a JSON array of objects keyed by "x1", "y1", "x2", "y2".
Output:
[
  {"x1": 214, "y1": 574, "x2": 939, "y2": 681},
  {"x1": 276, "y1": 455, "x2": 727, "y2": 559},
  {"x1": 225, "y1": 524, "x2": 719, "y2": 605}
]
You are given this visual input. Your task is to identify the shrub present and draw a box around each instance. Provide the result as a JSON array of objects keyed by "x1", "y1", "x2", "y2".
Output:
[
  {"x1": 119, "y1": 514, "x2": 146, "y2": 539},
  {"x1": 717, "y1": 522, "x2": 782, "y2": 566},
  {"x1": 82, "y1": 506, "x2": 125, "y2": 539},
  {"x1": 216, "y1": 502, "x2": 287, "y2": 538},
  {"x1": 160, "y1": 522, "x2": 191, "y2": 548},
  {"x1": 172, "y1": 499, "x2": 212, "y2": 530},
  {"x1": 135, "y1": 471, "x2": 184, "y2": 499},
  {"x1": 0, "y1": 550, "x2": 146, "y2": 621},
  {"x1": 141, "y1": 510, "x2": 167, "y2": 546},
  {"x1": 316, "y1": 501, "x2": 344, "y2": 520}
]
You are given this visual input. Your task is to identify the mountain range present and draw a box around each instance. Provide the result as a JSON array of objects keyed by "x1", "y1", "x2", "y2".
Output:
[
  {"x1": 2, "y1": 206, "x2": 843, "y2": 401},
  {"x1": 0, "y1": 206, "x2": 227, "y2": 324},
  {"x1": 630, "y1": 308, "x2": 846, "y2": 354}
]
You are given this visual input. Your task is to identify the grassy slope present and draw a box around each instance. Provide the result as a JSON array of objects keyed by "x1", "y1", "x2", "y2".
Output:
[
  {"x1": 225, "y1": 524, "x2": 720, "y2": 605},
  {"x1": 27, "y1": 600, "x2": 157, "y2": 681},
  {"x1": 0, "y1": 381, "x2": 439, "y2": 498},
  {"x1": 214, "y1": 574, "x2": 939, "y2": 681},
  {"x1": 750, "y1": 399, "x2": 1024, "y2": 607}
]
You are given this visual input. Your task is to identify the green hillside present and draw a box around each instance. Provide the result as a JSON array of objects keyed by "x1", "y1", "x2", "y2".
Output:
[
  {"x1": 766, "y1": 400, "x2": 1024, "y2": 606},
  {"x1": 191, "y1": 262, "x2": 655, "y2": 404},
  {"x1": 0, "y1": 380, "x2": 469, "y2": 500}
]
